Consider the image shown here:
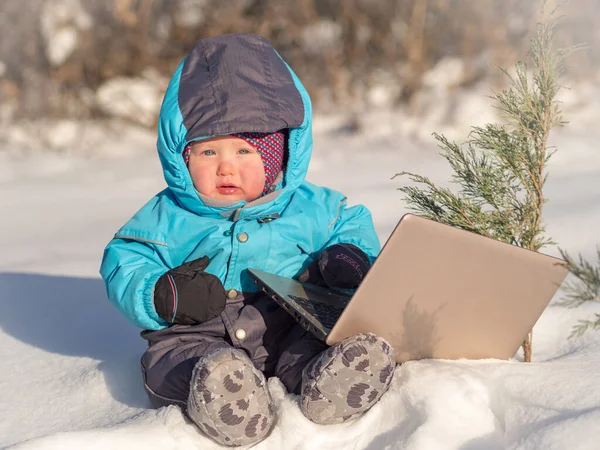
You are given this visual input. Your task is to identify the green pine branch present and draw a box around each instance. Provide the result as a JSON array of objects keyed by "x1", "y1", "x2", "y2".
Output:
[
  {"x1": 396, "y1": 12, "x2": 565, "y2": 252},
  {"x1": 559, "y1": 247, "x2": 600, "y2": 339},
  {"x1": 569, "y1": 315, "x2": 600, "y2": 340},
  {"x1": 558, "y1": 247, "x2": 600, "y2": 312}
]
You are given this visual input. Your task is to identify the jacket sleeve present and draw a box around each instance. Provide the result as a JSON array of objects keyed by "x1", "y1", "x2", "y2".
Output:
[
  {"x1": 325, "y1": 197, "x2": 381, "y2": 264},
  {"x1": 99, "y1": 237, "x2": 171, "y2": 330}
]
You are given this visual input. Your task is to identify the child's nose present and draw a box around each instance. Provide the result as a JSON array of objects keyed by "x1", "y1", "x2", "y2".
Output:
[{"x1": 217, "y1": 160, "x2": 235, "y2": 176}]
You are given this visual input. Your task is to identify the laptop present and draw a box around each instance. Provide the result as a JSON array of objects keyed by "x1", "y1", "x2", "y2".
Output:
[{"x1": 248, "y1": 213, "x2": 570, "y2": 363}]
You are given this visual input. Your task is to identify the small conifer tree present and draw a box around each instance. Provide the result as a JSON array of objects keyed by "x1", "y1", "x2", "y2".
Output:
[
  {"x1": 557, "y1": 248, "x2": 600, "y2": 339},
  {"x1": 395, "y1": 10, "x2": 577, "y2": 362}
]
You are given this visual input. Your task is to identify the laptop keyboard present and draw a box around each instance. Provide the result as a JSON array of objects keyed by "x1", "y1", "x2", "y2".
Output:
[{"x1": 288, "y1": 295, "x2": 346, "y2": 330}]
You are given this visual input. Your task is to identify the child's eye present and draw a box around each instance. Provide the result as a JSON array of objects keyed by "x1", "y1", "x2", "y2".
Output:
[
  {"x1": 201, "y1": 149, "x2": 216, "y2": 156},
  {"x1": 238, "y1": 148, "x2": 254, "y2": 154}
]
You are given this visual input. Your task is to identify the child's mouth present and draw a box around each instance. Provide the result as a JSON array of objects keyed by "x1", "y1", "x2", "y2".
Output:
[{"x1": 217, "y1": 185, "x2": 241, "y2": 195}]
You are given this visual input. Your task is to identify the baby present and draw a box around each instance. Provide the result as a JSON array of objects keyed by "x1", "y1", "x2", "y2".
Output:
[{"x1": 100, "y1": 33, "x2": 396, "y2": 447}]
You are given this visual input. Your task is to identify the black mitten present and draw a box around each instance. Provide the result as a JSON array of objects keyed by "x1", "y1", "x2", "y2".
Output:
[
  {"x1": 299, "y1": 243, "x2": 371, "y2": 290},
  {"x1": 154, "y1": 256, "x2": 226, "y2": 325}
]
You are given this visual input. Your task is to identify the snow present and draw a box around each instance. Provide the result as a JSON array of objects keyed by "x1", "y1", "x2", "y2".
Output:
[
  {"x1": 95, "y1": 76, "x2": 166, "y2": 128},
  {"x1": 2, "y1": 121, "x2": 600, "y2": 449}
]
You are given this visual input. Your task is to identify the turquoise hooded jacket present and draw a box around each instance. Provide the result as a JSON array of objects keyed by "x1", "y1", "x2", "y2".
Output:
[{"x1": 99, "y1": 34, "x2": 381, "y2": 331}]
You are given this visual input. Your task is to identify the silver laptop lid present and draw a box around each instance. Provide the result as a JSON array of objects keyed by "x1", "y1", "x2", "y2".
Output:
[{"x1": 327, "y1": 214, "x2": 569, "y2": 363}]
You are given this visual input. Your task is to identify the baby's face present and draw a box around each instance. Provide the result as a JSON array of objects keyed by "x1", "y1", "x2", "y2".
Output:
[{"x1": 188, "y1": 135, "x2": 266, "y2": 202}]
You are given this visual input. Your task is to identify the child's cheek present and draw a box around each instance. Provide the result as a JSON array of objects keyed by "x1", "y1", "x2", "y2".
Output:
[
  {"x1": 189, "y1": 164, "x2": 213, "y2": 192},
  {"x1": 246, "y1": 168, "x2": 266, "y2": 196}
]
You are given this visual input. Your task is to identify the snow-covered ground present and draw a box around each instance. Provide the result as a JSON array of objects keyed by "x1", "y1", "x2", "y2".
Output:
[{"x1": 1, "y1": 121, "x2": 600, "y2": 449}]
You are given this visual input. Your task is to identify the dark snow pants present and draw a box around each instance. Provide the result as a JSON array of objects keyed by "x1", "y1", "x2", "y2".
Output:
[{"x1": 140, "y1": 291, "x2": 328, "y2": 409}]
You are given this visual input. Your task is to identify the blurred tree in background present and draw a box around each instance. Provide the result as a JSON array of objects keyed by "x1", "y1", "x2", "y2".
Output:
[{"x1": 0, "y1": 0, "x2": 599, "y2": 126}]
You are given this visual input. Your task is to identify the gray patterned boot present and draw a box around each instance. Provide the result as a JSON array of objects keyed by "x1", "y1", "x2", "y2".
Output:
[
  {"x1": 187, "y1": 348, "x2": 275, "y2": 446},
  {"x1": 301, "y1": 333, "x2": 396, "y2": 425}
]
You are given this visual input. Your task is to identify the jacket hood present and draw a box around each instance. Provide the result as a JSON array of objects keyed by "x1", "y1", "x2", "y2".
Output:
[{"x1": 156, "y1": 33, "x2": 313, "y2": 220}]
